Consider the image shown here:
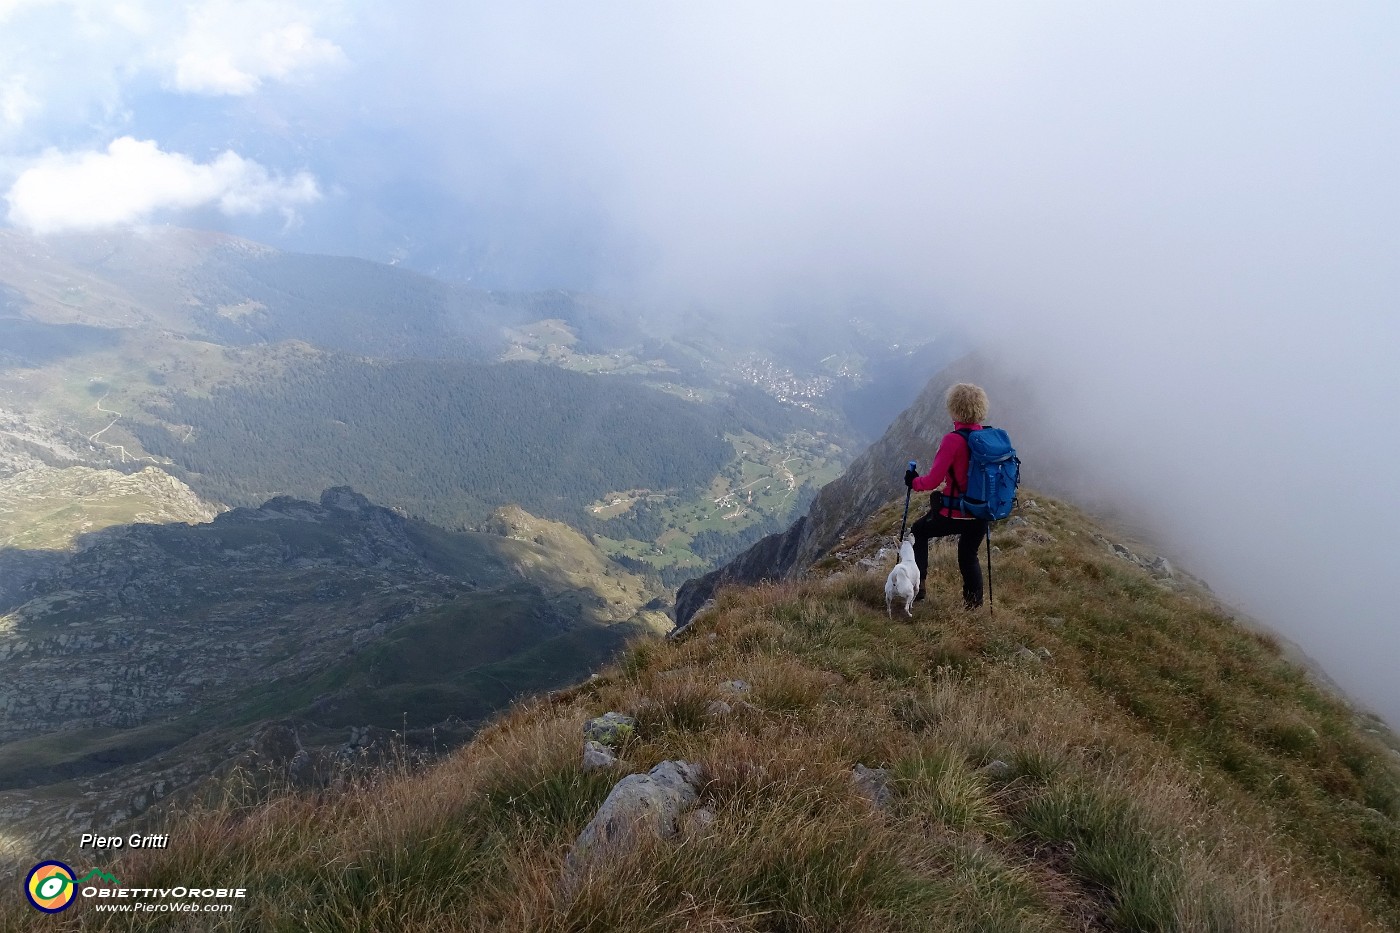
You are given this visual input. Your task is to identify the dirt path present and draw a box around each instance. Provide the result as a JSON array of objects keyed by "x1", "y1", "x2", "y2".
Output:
[{"x1": 88, "y1": 393, "x2": 159, "y2": 465}]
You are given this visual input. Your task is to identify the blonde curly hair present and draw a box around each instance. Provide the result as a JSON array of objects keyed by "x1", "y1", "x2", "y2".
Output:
[{"x1": 946, "y1": 383, "x2": 989, "y2": 424}]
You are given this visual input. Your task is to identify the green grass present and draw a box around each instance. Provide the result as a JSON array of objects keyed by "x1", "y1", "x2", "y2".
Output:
[
  {"x1": 19, "y1": 491, "x2": 1400, "y2": 932},
  {"x1": 0, "y1": 466, "x2": 217, "y2": 551},
  {"x1": 1015, "y1": 781, "x2": 1182, "y2": 931},
  {"x1": 0, "y1": 720, "x2": 203, "y2": 789}
]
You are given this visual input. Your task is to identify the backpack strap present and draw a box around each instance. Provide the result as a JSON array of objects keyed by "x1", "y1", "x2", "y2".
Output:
[{"x1": 939, "y1": 428, "x2": 975, "y2": 514}]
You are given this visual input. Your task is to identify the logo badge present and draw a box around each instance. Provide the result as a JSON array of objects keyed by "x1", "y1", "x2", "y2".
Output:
[{"x1": 25, "y1": 861, "x2": 77, "y2": 913}]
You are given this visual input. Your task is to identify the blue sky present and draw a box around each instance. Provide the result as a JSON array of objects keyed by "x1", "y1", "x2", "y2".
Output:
[{"x1": 3, "y1": 2, "x2": 1400, "y2": 723}]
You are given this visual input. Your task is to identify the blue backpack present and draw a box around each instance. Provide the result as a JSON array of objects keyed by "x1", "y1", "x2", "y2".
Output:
[{"x1": 943, "y1": 427, "x2": 1020, "y2": 521}]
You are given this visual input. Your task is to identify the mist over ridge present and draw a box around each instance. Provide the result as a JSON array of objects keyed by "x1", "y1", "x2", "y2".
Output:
[{"x1": 1, "y1": 4, "x2": 1397, "y2": 723}]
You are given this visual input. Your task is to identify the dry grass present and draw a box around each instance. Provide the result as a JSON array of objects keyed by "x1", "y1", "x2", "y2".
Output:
[{"x1": 14, "y1": 492, "x2": 1400, "y2": 932}]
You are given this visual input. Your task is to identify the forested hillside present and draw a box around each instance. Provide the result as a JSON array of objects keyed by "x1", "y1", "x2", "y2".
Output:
[
  {"x1": 0, "y1": 228, "x2": 894, "y2": 577},
  {"x1": 186, "y1": 249, "x2": 535, "y2": 358},
  {"x1": 132, "y1": 359, "x2": 743, "y2": 529}
]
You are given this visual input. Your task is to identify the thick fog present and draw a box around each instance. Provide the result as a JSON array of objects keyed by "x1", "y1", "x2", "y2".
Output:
[
  {"x1": 356, "y1": 4, "x2": 1400, "y2": 723},
  {"x1": 2, "y1": 4, "x2": 1397, "y2": 722}
]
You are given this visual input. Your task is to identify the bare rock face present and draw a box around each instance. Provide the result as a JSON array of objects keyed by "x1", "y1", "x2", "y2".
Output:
[
  {"x1": 0, "y1": 409, "x2": 93, "y2": 478},
  {"x1": 566, "y1": 760, "x2": 704, "y2": 878}
]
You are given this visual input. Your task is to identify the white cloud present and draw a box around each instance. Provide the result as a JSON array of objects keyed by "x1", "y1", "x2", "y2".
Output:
[
  {"x1": 0, "y1": 0, "x2": 54, "y2": 21},
  {"x1": 171, "y1": 1, "x2": 345, "y2": 96},
  {"x1": 0, "y1": 0, "x2": 345, "y2": 141},
  {"x1": 5, "y1": 136, "x2": 320, "y2": 234},
  {"x1": 0, "y1": 76, "x2": 39, "y2": 130}
]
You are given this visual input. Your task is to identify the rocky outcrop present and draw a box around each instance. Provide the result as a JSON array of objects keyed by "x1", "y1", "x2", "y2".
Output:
[
  {"x1": 582, "y1": 741, "x2": 620, "y2": 771},
  {"x1": 677, "y1": 354, "x2": 1039, "y2": 625},
  {"x1": 0, "y1": 409, "x2": 93, "y2": 477},
  {"x1": 0, "y1": 487, "x2": 460, "y2": 746},
  {"x1": 583, "y1": 712, "x2": 638, "y2": 747},
  {"x1": 851, "y1": 764, "x2": 893, "y2": 809},
  {"x1": 0, "y1": 465, "x2": 221, "y2": 606},
  {"x1": 566, "y1": 759, "x2": 704, "y2": 879},
  {"x1": 0, "y1": 486, "x2": 663, "y2": 879}
]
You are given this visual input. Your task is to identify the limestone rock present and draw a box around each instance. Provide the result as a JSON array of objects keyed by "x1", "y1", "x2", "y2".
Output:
[
  {"x1": 319, "y1": 486, "x2": 372, "y2": 513},
  {"x1": 858, "y1": 546, "x2": 895, "y2": 570},
  {"x1": 582, "y1": 740, "x2": 619, "y2": 771},
  {"x1": 852, "y1": 764, "x2": 893, "y2": 809},
  {"x1": 583, "y1": 712, "x2": 637, "y2": 747},
  {"x1": 704, "y1": 699, "x2": 733, "y2": 718},
  {"x1": 681, "y1": 805, "x2": 718, "y2": 835},
  {"x1": 566, "y1": 760, "x2": 704, "y2": 876},
  {"x1": 980, "y1": 759, "x2": 1012, "y2": 781}
]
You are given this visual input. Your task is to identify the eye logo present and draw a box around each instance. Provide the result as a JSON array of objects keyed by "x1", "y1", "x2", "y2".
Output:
[{"x1": 25, "y1": 861, "x2": 77, "y2": 913}]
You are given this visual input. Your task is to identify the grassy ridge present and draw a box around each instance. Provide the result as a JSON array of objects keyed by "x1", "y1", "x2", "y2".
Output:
[{"x1": 22, "y1": 492, "x2": 1399, "y2": 931}]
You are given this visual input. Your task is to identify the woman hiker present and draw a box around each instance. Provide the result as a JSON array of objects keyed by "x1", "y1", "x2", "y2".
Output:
[{"x1": 903, "y1": 383, "x2": 991, "y2": 610}]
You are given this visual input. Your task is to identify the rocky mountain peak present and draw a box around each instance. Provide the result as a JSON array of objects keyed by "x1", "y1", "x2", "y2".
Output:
[{"x1": 321, "y1": 486, "x2": 374, "y2": 512}]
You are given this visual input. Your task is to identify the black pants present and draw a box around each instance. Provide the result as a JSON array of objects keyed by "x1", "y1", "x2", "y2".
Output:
[{"x1": 910, "y1": 506, "x2": 988, "y2": 608}]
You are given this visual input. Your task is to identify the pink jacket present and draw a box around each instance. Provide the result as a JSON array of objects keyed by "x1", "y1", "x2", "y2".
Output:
[{"x1": 911, "y1": 422, "x2": 983, "y2": 519}]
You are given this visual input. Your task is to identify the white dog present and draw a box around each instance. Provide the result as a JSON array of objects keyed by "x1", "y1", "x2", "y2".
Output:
[{"x1": 884, "y1": 537, "x2": 920, "y2": 618}]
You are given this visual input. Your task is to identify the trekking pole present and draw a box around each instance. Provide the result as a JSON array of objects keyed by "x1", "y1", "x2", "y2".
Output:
[
  {"x1": 985, "y1": 524, "x2": 994, "y2": 618},
  {"x1": 898, "y1": 461, "x2": 916, "y2": 542}
]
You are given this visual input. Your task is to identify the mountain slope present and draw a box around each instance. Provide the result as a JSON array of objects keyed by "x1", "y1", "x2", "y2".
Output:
[
  {"x1": 0, "y1": 227, "x2": 860, "y2": 575},
  {"x1": 0, "y1": 487, "x2": 664, "y2": 876},
  {"x1": 128, "y1": 356, "x2": 737, "y2": 529},
  {"x1": 0, "y1": 227, "x2": 556, "y2": 358},
  {"x1": 25, "y1": 488, "x2": 1399, "y2": 932},
  {"x1": 0, "y1": 465, "x2": 220, "y2": 607}
]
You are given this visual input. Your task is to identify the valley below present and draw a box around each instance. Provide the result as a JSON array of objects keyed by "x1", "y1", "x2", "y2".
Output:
[
  {"x1": 0, "y1": 474, "x2": 667, "y2": 875},
  {"x1": 0, "y1": 227, "x2": 949, "y2": 880}
]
